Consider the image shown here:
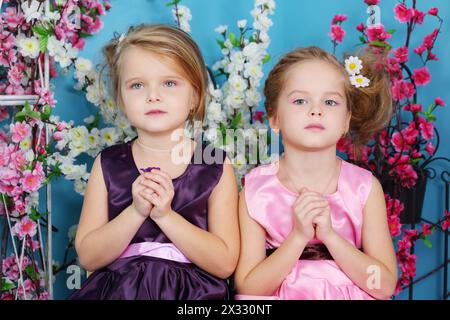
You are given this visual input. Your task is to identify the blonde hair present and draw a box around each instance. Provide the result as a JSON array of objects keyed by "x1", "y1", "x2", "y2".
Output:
[
  {"x1": 264, "y1": 46, "x2": 393, "y2": 159},
  {"x1": 103, "y1": 23, "x2": 208, "y2": 123}
]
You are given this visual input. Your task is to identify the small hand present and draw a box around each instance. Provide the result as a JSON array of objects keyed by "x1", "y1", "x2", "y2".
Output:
[
  {"x1": 292, "y1": 188, "x2": 329, "y2": 241},
  {"x1": 312, "y1": 204, "x2": 335, "y2": 243},
  {"x1": 139, "y1": 170, "x2": 175, "y2": 220}
]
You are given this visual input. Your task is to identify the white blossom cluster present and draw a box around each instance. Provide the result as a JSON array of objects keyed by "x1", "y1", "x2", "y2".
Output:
[
  {"x1": 172, "y1": 5, "x2": 192, "y2": 33},
  {"x1": 52, "y1": 57, "x2": 137, "y2": 195},
  {"x1": 205, "y1": 0, "x2": 276, "y2": 183}
]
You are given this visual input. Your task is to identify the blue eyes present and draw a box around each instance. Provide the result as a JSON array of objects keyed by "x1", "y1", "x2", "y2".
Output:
[
  {"x1": 325, "y1": 99, "x2": 338, "y2": 106},
  {"x1": 131, "y1": 83, "x2": 143, "y2": 90},
  {"x1": 164, "y1": 80, "x2": 177, "y2": 87},
  {"x1": 293, "y1": 98, "x2": 306, "y2": 105},
  {"x1": 130, "y1": 81, "x2": 177, "y2": 89},
  {"x1": 292, "y1": 99, "x2": 339, "y2": 107}
]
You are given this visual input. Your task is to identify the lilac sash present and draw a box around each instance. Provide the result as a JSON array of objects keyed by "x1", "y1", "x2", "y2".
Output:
[{"x1": 119, "y1": 242, "x2": 191, "y2": 263}]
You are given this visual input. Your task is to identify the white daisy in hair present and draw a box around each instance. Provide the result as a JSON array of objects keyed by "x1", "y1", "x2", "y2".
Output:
[
  {"x1": 350, "y1": 74, "x2": 370, "y2": 88},
  {"x1": 345, "y1": 56, "x2": 363, "y2": 75}
]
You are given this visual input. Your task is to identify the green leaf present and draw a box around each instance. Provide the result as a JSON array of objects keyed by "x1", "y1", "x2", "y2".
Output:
[
  {"x1": 165, "y1": 0, "x2": 181, "y2": 7},
  {"x1": 248, "y1": 35, "x2": 256, "y2": 43},
  {"x1": 421, "y1": 236, "x2": 433, "y2": 249},
  {"x1": 369, "y1": 41, "x2": 391, "y2": 49},
  {"x1": 231, "y1": 112, "x2": 242, "y2": 128},
  {"x1": 1, "y1": 278, "x2": 16, "y2": 291},
  {"x1": 359, "y1": 36, "x2": 366, "y2": 44},
  {"x1": 228, "y1": 32, "x2": 237, "y2": 47},
  {"x1": 41, "y1": 105, "x2": 52, "y2": 121},
  {"x1": 386, "y1": 29, "x2": 396, "y2": 35},
  {"x1": 14, "y1": 111, "x2": 26, "y2": 122},
  {"x1": 25, "y1": 265, "x2": 39, "y2": 281},
  {"x1": 262, "y1": 54, "x2": 271, "y2": 64},
  {"x1": 428, "y1": 114, "x2": 437, "y2": 121},
  {"x1": 24, "y1": 101, "x2": 32, "y2": 112},
  {"x1": 29, "y1": 110, "x2": 41, "y2": 120},
  {"x1": 216, "y1": 39, "x2": 226, "y2": 49},
  {"x1": 410, "y1": 158, "x2": 422, "y2": 165},
  {"x1": 79, "y1": 32, "x2": 93, "y2": 39},
  {"x1": 87, "y1": 112, "x2": 101, "y2": 131},
  {"x1": 32, "y1": 26, "x2": 49, "y2": 37}
]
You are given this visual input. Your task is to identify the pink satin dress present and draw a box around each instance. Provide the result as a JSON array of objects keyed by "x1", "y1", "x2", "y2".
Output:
[{"x1": 235, "y1": 158, "x2": 376, "y2": 300}]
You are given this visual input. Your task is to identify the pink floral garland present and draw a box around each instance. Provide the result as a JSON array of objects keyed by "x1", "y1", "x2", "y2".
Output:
[
  {"x1": 1, "y1": 0, "x2": 111, "y2": 300},
  {"x1": 329, "y1": 0, "x2": 447, "y2": 296}
]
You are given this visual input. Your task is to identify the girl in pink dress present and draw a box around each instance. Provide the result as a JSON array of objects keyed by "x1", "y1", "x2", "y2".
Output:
[{"x1": 234, "y1": 46, "x2": 398, "y2": 300}]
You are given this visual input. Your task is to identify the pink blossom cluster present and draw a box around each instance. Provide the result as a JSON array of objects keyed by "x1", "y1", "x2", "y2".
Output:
[
  {"x1": 328, "y1": 14, "x2": 347, "y2": 44},
  {"x1": 1, "y1": 251, "x2": 49, "y2": 300}
]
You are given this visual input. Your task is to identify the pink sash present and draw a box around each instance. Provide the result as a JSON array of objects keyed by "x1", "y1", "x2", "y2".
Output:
[{"x1": 119, "y1": 242, "x2": 191, "y2": 263}]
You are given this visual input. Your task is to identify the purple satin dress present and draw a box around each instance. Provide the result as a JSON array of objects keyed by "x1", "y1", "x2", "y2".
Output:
[{"x1": 68, "y1": 137, "x2": 229, "y2": 300}]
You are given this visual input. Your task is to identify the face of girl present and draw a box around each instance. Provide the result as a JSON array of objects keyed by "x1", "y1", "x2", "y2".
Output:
[
  {"x1": 119, "y1": 47, "x2": 197, "y2": 135},
  {"x1": 270, "y1": 59, "x2": 351, "y2": 151}
]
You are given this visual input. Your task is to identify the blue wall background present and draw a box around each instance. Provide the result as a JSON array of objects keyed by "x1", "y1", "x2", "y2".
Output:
[{"x1": 49, "y1": 0, "x2": 450, "y2": 299}]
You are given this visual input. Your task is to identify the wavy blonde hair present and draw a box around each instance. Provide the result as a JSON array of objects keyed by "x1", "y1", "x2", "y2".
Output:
[{"x1": 103, "y1": 23, "x2": 208, "y2": 123}]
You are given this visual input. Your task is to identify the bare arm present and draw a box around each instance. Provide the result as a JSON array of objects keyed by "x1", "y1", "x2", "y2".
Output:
[
  {"x1": 145, "y1": 158, "x2": 240, "y2": 279},
  {"x1": 74, "y1": 155, "x2": 148, "y2": 272},
  {"x1": 321, "y1": 177, "x2": 398, "y2": 299},
  {"x1": 234, "y1": 188, "x2": 312, "y2": 296}
]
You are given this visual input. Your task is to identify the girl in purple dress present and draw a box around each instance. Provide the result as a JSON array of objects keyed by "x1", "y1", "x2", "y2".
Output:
[
  {"x1": 234, "y1": 47, "x2": 398, "y2": 300},
  {"x1": 69, "y1": 24, "x2": 239, "y2": 300}
]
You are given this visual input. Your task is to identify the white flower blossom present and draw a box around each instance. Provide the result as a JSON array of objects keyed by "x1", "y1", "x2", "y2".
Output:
[
  {"x1": 237, "y1": 19, "x2": 247, "y2": 29},
  {"x1": 229, "y1": 75, "x2": 248, "y2": 92},
  {"x1": 172, "y1": 5, "x2": 192, "y2": 33},
  {"x1": 21, "y1": 0, "x2": 43, "y2": 22},
  {"x1": 16, "y1": 35, "x2": 40, "y2": 58},
  {"x1": 100, "y1": 127, "x2": 119, "y2": 146},
  {"x1": 214, "y1": 25, "x2": 228, "y2": 34}
]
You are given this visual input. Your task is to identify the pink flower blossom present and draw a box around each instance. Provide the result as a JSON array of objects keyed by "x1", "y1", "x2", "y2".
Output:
[
  {"x1": 411, "y1": 9, "x2": 425, "y2": 25},
  {"x1": 13, "y1": 216, "x2": 37, "y2": 239},
  {"x1": 20, "y1": 165, "x2": 45, "y2": 193},
  {"x1": 388, "y1": 215, "x2": 402, "y2": 237},
  {"x1": 442, "y1": 209, "x2": 449, "y2": 231},
  {"x1": 394, "y1": 47, "x2": 409, "y2": 64},
  {"x1": 329, "y1": 24, "x2": 346, "y2": 43},
  {"x1": 412, "y1": 66, "x2": 431, "y2": 86},
  {"x1": 88, "y1": 17, "x2": 104, "y2": 34},
  {"x1": 366, "y1": 24, "x2": 391, "y2": 42},
  {"x1": 17, "y1": 279, "x2": 34, "y2": 298},
  {"x1": 423, "y1": 29, "x2": 439, "y2": 49},
  {"x1": 385, "y1": 195, "x2": 403, "y2": 238},
  {"x1": 394, "y1": 3, "x2": 413, "y2": 23},
  {"x1": 2, "y1": 7, "x2": 24, "y2": 30},
  {"x1": 386, "y1": 57, "x2": 403, "y2": 80},
  {"x1": 331, "y1": 14, "x2": 347, "y2": 25},
  {"x1": 10, "y1": 149, "x2": 27, "y2": 171},
  {"x1": 417, "y1": 115, "x2": 434, "y2": 140},
  {"x1": 53, "y1": 131, "x2": 64, "y2": 141},
  {"x1": 10, "y1": 122, "x2": 31, "y2": 143},
  {"x1": 425, "y1": 142, "x2": 435, "y2": 157},
  {"x1": 35, "y1": 87, "x2": 57, "y2": 108},
  {"x1": 391, "y1": 80, "x2": 415, "y2": 101},
  {"x1": 421, "y1": 223, "x2": 433, "y2": 236},
  {"x1": 428, "y1": 8, "x2": 439, "y2": 16},
  {"x1": 7, "y1": 66, "x2": 23, "y2": 85},
  {"x1": 252, "y1": 111, "x2": 265, "y2": 123},
  {"x1": 414, "y1": 44, "x2": 426, "y2": 55},
  {"x1": 356, "y1": 23, "x2": 365, "y2": 32},
  {"x1": 404, "y1": 103, "x2": 422, "y2": 112},
  {"x1": 391, "y1": 123, "x2": 418, "y2": 152},
  {"x1": 435, "y1": 97, "x2": 446, "y2": 106},
  {"x1": 364, "y1": 0, "x2": 379, "y2": 5}
]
